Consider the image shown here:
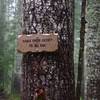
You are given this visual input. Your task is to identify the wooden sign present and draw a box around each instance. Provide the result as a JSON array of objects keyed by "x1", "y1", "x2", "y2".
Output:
[{"x1": 17, "y1": 33, "x2": 58, "y2": 53}]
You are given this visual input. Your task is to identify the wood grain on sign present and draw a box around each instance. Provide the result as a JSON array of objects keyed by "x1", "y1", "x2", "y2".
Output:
[{"x1": 17, "y1": 33, "x2": 58, "y2": 53}]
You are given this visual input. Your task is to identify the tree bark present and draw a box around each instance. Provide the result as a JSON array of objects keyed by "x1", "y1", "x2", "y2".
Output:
[
  {"x1": 84, "y1": 0, "x2": 100, "y2": 99},
  {"x1": 21, "y1": 0, "x2": 75, "y2": 100}
]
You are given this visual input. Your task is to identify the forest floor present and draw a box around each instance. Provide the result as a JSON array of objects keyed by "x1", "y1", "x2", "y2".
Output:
[{"x1": 0, "y1": 91, "x2": 8, "y2": 100}]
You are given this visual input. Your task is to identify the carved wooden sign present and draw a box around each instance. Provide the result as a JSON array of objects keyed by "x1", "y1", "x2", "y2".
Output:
[{"x1": 17, "y1": 33, "x2": 58, "y2": 53}]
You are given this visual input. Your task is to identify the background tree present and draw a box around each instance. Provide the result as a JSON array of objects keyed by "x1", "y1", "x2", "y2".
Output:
[
  {"x1": 0, "y1": 0, "x2": 21, "y2": 99},
  {"x1": 3, "y1": 0, "x2": 17, "y2": 94},
  {"x1": 74, "y1": 0, "x2": 81, "y2": 68},
  {"x1": 22, "y1": 0, "x2": 75, "y2": 100},
  {"x1": 0, "y1": 0, "x2": 6, "y2": 92},
  {"x1": 84, "y1": 0, "x2": 100, "y2": 99},
  {"x1": 11, "y1": 0, "x2": 22, "y2": 95},
  {"x1": 76, "y1": 0, "x2": 87, "y2": 100}
]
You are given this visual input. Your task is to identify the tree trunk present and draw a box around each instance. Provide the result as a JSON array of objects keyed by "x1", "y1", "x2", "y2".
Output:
[
  {"x1": 84, "y1": 0, "x2": 100, "y2": 99},
  {"x1": 76, "y1": 0, "x2": 87, "y2": 100},
  {"x1": 21, "y1": 0, "x2": 75, "y2": 100},
  {"x1": 0, "y1": 0, "x2": 6, "y2": 90}
]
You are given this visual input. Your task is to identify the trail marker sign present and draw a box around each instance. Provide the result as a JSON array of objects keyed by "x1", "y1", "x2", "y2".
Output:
[{"x1": 17, "y1": 33, "x2": 58, "y2": 53}]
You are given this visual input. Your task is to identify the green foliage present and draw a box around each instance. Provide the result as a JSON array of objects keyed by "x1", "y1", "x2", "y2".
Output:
[
  {"x1": 80, "y1": 96, "x2": 83, "y2": 100},
  {"x1": 8, "y1": 94, "x2": 21, "y2": 100},
  {"x1": 0, "y1": 0, "x2": 20, "y2": 96},
  {"x1": 0, "y1": 0, "x2": 7, "y2": 89}
]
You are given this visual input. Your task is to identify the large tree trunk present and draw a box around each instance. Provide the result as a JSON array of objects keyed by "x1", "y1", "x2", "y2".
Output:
[
  {"x1": 21, "y1": 0, "x2": 75, "y2": 100},
  {"x1": 84, "y1": 0, "x2": 100, "y2": 99}
]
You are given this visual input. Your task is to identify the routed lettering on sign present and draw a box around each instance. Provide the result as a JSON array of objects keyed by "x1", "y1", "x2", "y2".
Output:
[{"x1": 17, "y1": 33, "x2": 58, "y2": 53}]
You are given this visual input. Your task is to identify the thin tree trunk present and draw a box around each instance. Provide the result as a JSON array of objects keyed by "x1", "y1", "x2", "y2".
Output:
[{"x1": 76, "y1": 0, "x2": 87, "y2": 100}]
